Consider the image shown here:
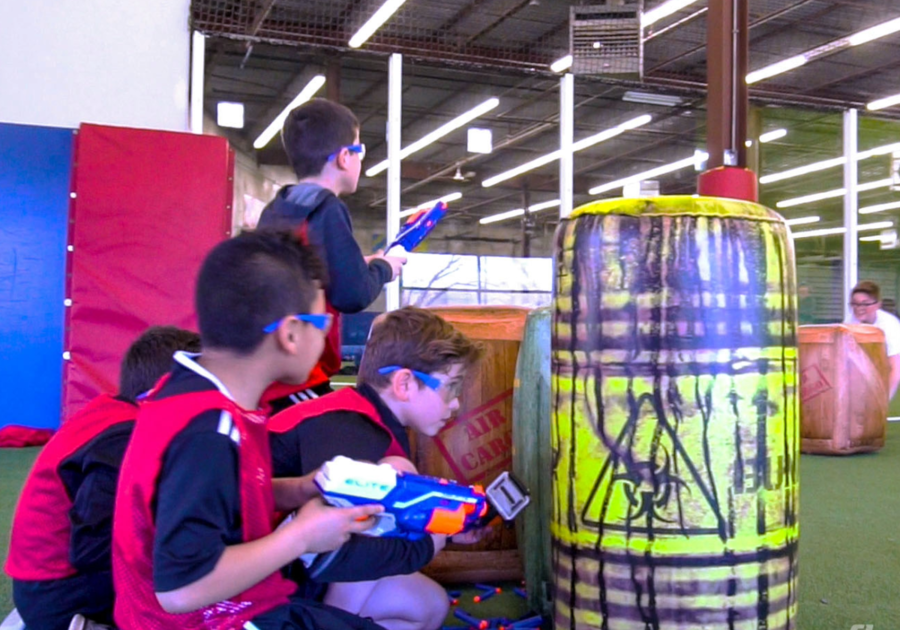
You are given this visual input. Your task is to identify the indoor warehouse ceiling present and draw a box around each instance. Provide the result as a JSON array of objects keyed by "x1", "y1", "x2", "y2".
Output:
[{"x1": 192, "y1": 0, "x2": 900, "y2": 249}]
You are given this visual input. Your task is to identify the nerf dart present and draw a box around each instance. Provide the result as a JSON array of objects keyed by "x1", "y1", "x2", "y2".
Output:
[
  {"x1": 386, "y1": 201, "x2": 448, "y2": 253},
  {"x1": 509, "y1": 616, "x2": 542, "y2": 628},
  {"x1": 447, "y1": 590, "x2": 462, "y2": 597},
  {"x1": 454, "y1": 609, "x2": 487, "y2": 629},
  {"x1": 315, "y1": 456, "x2": 530, "y2": 540},
  {"x1": 473, "y1": 589, "x2": 496, "y2": 604},
  {"x1": 474, "y1": 583, "x2": 501, "y2": 594},
  {"x1": 513, "y1": 587, "x2": 527, "y2": 599}
]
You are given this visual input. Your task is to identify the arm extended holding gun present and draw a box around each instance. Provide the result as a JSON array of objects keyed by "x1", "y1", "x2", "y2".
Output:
[{"x1": 314, "y1": 456, "x2": 530, "y2": 541}]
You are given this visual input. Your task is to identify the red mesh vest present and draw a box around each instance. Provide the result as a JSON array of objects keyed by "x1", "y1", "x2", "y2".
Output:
[
  {"x1": 268, "y1": 388, "x2": 407, "y2": 459},
  {"x1": 5, "y1": 394, "x2": 136, "y2": 581},
  {"x1": 113, "y1": 390, "x2": 295, "y2": 630}
]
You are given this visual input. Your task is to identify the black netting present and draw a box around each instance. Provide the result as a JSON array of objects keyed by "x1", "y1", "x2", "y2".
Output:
[{"x1": 194, "y1": 0, "x2": 900, "y2": 108}]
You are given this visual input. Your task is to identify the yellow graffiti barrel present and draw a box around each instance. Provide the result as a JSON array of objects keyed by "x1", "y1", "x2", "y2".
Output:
[{"x1": 552, "y1": 196, "x2": 799, "y2": 630}]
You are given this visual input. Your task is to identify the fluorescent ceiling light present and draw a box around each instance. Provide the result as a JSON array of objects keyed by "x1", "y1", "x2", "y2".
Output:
[
  {"x1": 760, "y1": 141, "x2": 900, "y2": 185},
  {"x1": 746, "y1": 56, "x2": 807, "y2": 85},
  {"x1": 776, "y1": 179, "x2": 893, "y2": 208},
  {"x1": 217, "y1": 102, "x2": 244, "y2": 129},
  {"x1": 482, "y1": 114, "x2": 652, "y2": 188},
  {"x1": 867, "y1": 91, "x2": 900, "y2": 111},
  {"x1": 550, "y1": 55, "x2": 573, "y2": 73},
  {"x1": 860, "y1": 234, "x2": 892, "y2": 242},
  {"x1": 759, "y1": 128, "x2": 787, "y2": 143},
  {"x1": 847, "y1": 16, "x2": 900, "y2": 46},
  {"x1": 589, "y1": 152, "x2": 707, "y2": 196},
  {"x1": 785, "y1": 216, "x2": 820, "y2": 226},
  {"x1": 467, "y1": 128, "x2": 493, "y2": 154},
  {"x1": 253, "y1": 75, "x2": 326, "y2": 149},
  {"x1": 860, "y1": 200, "x2": 900, "y2": 215},
  {"x1": 791, "y1": 220, "x2": 893, "y2": 239},
  {"x1": 479, "y1": 199, "x2": 561, "y2": 225},
  {"x1": 399, "y1": 193, "x2": 462, "y2": 219},
  {"x1": 859, "y1": 142, "x2": 900, "y2": 160},
  {"x1": 622, "y1": 91, "x2": 683, "y2": 107},
  {"x1": 642, "y1": 0, "x2": 700, "y2": 28},
  {"x1": 366, "y1": 98, "x2": 499, "y2": 177},
  {"x1": 349, "y1": 0, "x2": 407, "y2": 48},
  {"x1": 760, "y1": 157, "x2": 845, "y2": 185},
  {"x1": 745, "y1": 16, "x2": 900, "y2": 85}
]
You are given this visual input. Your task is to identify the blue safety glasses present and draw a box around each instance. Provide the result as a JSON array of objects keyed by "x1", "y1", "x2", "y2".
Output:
[
  {"x1": 328, "y1": 143, "x2": 366, "y2": 162},
  {"x1": 378, "y1": 366, "x2": 441, "y2": 390},
  {"x1": 263, "y1": 313, "x2": 333, "y2": 334}
]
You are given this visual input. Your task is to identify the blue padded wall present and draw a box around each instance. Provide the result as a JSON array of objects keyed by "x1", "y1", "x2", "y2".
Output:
[{"x1": 0, "y1": 123, "x2": 73, "y2": 431}]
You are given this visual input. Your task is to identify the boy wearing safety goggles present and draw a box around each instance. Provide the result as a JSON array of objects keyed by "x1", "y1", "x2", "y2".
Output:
[{"x1": 268, "y1": 306, "x2": 483, "y2": 630}]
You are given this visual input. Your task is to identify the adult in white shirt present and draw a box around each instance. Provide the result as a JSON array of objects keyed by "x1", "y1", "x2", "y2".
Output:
[{"x1": 845, "y1": 281, "x2": 900, "y2": 401}]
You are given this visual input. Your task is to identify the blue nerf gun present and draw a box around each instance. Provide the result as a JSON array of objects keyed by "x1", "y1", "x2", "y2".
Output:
[
  {"x1": 385, "y1": 200, "x2": 448, "y2": 253},
  {"x1": 315, "y1": 456, "x2": 530, "y2": 540}
]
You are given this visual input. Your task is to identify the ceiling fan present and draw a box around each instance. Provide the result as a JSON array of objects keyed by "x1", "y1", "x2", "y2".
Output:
[{"x1": 451, "y1": 166, "x2": 477, "y2": 182}]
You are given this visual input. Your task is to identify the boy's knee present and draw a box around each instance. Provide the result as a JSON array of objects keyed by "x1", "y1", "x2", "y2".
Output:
[{"x1": 416, "y1": 576, "x2": 449, "y2": 630}]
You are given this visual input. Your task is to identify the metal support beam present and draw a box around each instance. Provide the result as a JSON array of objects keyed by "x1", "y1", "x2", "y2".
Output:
[
  {"x1": 560, "y1": 73, "x2": 574, "y2": 219},
  {"x1": 386, "y1": 53, "x2": 403, "y2": 312},
  {"x1": 521, "y1": 182, "x2": 533, "y2": 257},
  {"x1": 326, "y1": 59, "x2": 342, "y2": 102},
  {"x1": 746, "y1": 106, "x2": 761, "y2": 174},
  {"x1": 190, "y1": 31, "x2": 206, "y2": 134},
  {"x1": 843, "y1": 108, "x2": 859, "y2": 321},
  {"x1": 706, "y1": 0, "x2": 748, "y2": 169}
]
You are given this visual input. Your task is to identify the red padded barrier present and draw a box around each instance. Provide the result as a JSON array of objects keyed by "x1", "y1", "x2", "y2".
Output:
[{"x1": 63, "y1": 124, "x2": 233, "y2": 417}]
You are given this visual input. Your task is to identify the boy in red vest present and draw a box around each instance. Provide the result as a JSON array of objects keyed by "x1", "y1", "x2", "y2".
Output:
[
  {"x1": 268, "y1": 307, "x2": 483, "y2": 630},
  {"x1": 112, "y1": 230, "x2": 384, "y2": 630},
  {"x1": 257, "y1": 98, "x2": 406, "y2": 413},
  {"x1": 5, "y1": 325, "x2": 201, "y2": 630}
]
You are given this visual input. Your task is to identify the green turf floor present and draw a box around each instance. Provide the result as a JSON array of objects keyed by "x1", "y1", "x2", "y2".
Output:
[{"x1": 3, "y1": 426, "x2": 900, "y2": 628}]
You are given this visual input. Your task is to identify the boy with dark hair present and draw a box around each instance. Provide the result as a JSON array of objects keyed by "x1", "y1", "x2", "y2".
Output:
[
  {"x1": 112, "y1": 230, "x2": 385, "y2": 630},
  {"x1": 258, "y1": 98, "x2": 406, "y2": 413},
  {"x1": 6, "y1": 326, "x2": 201, "y2": 630},
  {"x1": 268, "y1": 306, "x2": 483, "y2": 630}
]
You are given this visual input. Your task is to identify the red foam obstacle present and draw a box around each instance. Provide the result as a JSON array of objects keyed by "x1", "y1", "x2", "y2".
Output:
[
  {"x1": 63, "y1": 124, "x2": 233, "y2": 418},
  {"x1": 698, "y1": 166, "x2": 759, "y2": 202}
]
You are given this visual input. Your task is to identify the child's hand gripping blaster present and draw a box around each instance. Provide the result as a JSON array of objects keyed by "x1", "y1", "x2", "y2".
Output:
[
  {"x1": 385, "y1": 201, "x2": 448, "y2": 254},
  {"x1": 315, "y1": 456, "x2": 530, "y2": 540}
]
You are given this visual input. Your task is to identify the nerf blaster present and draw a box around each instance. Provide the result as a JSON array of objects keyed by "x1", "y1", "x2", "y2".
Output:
[
  {"x1": 385, "y1": 200, "x2": 448, "y2": 253},
  {"x1": 315, "y1": 456, "x2": 530, "y2": 540}
]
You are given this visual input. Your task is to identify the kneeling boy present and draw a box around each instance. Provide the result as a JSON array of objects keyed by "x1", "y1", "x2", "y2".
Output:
[
  {"x1": 112, "y1": 230, "x2": 384, "y2": 630},
  {"x1": 269, "y1": 306, "x2": 482, "y2": 630},
  {"x1": 6, "y1": 326, "x2": 201, "y2": 630}
]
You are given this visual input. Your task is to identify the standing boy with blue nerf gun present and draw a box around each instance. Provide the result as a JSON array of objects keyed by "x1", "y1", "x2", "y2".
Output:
[
  {"x1": 268, "y1": 307, "x2": 483, "y2": 630},
  {"x1": 258, "y1": 98, "x2": 407, "y2": 413}
]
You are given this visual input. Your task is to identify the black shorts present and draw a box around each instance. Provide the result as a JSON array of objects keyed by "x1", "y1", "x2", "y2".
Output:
[
  {"x1": 250, "y1": 596, "x2": 385, "y2": 630},
  {"x1": 13, "y1": 571, "x2": 115, "y2": 630}
]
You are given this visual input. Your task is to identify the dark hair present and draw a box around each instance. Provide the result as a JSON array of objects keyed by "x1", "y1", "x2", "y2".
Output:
[
  {"x1": 281, "y1": 98, "x2": 359, "y2": 179},
  {"x1": 852, "y1": 280, "x2": 881, "y2": 303},
  {"x1": 358, "y1": 307, "x2": 483, "y2": 389},
  {"x1": 120, "y1": 326, "x2": 201, "y2": 400},
  {"x1": 195, "y1": 230, "x2": 328, "y2": 354}
]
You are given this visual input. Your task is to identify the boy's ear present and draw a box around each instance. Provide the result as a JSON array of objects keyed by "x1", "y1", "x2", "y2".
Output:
[
  {"x1": 272, "y1": 321, "x2": 300, "y2": 356},
  {"x1": 390, "y1": 369, "x2": 415, "y2": 402}
]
